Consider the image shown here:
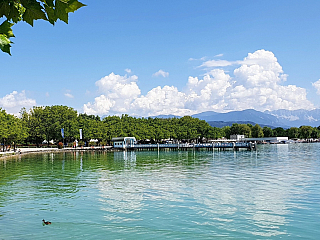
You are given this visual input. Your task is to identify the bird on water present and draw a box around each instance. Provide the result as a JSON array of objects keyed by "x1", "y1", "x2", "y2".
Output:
[{"x1": 42, "y1": 219, "x2": 51, "y2": 225}]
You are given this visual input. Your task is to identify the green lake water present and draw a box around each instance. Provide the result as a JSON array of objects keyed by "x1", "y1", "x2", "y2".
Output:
[{"x1": 1, "y1": 143, "x2": 320, "y2": 239}]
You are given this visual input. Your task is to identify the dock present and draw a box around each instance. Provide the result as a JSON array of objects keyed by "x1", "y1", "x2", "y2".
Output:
[{"x1": 125, "y1": 142, "x2": 256, "y2": 151}]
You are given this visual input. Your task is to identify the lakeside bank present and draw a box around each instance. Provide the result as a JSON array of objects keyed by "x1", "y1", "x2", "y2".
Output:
[{"x1": 0, "y1": 146, "x2": 113, "y2": 161}]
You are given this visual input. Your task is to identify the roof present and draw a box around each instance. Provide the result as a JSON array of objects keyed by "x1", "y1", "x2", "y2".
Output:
[
  {"x1": 111, "y1": 137, "x2": 136, "y2": 142},
  {"x1": 244, "y1": 137, "x2": 288, "y2": 141}
]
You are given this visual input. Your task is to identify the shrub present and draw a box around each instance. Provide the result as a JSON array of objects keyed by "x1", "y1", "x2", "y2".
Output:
[{"x1": 57, "y1": 142, "x2": 64, "y2": 149}]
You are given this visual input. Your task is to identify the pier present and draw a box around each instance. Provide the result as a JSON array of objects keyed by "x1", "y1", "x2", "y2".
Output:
[
  {"x1": 126, "y1": 142, "x2": 256, "y2": 151},
  {"x1": 111, "y1": 137, "x2": 256, "y2": 151}
]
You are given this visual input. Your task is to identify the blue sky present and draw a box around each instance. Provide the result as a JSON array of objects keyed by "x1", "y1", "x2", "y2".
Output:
[{"x1": 1, "y1": 0, "x2": 320, "y2": 116}]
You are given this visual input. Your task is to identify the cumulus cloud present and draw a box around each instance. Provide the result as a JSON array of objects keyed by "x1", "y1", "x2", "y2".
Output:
[
  {"x1": 125, "y1": 68, "x2": 132, "y2": 73},
  {"x1": 152, "y1": 69, "x2": 169, "y2": 78},
  {"x1": 312, "y1": 79, "x2": 320, "y2": 95},
  {"x1": 0, "y1": 90, "x2": 36, "y2": 116},
  {"x1": 84, "y1": 50, "x2": 314, "y2": 116},
  {"x1": 83, "y1": 72, "x2": 141, "y2": 115},
  {"x1": 132, "y1": 86, "x2": 193, "y2": 116}
]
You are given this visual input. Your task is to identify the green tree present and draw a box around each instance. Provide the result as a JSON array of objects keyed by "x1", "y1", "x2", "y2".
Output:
[
  {"x1": 262, "y1": 127, "x2": 273, "y2": 137},
  {"x1": 230, "y1": 123, "x2": 251, "y2": 137},
  {"x1": 287, "y1": 127, "x2": 300, "y2": 139},
  {"x1": 311, "y1": 127, "x2": 319, "y2": 139},
  {"x1": 0, "y1": 108, "x2": 28, "y2": 151},
  {"x1": 299, "y1": 125, "x2": 313, "y2": 139},
  {"x1": 222, "y1": 126, "x2": 231, "y2": 139},
  {"x1": 273, "y1": 127, "x2": 286, "y2": 137},
  {"x1": 0, "y1": 0, "x2": 85, "y2": 55},
  {"x1": 251, "y1": 124, "x2": 264, "y2": 138}
]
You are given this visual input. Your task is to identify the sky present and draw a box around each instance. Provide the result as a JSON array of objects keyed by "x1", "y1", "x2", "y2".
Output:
[{"x1": 1, "y1": 0, "x2": 320, "y2": 117}]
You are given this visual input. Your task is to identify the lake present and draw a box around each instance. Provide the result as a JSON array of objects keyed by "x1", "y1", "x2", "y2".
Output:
[{"x1": 1, "y1": 143, "x2": 320, "y2": 239}]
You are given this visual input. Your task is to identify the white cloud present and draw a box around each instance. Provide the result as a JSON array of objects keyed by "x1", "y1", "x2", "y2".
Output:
[
  {"x1": 312, "y1": 79, "x2": 320, "y2": 95},
  {"x1": 125, "y1": 68, "x2": 132, "y2": 74},
  {"x1": 84, "y1": 50, "x2": 315, "y2": 116},
  {"x1": 214, "y1": 53, "x2": 224, "y2": 57},
  {"x1": 152, "y1": 69, "x2": 169, "y2": 78},
  {"x1": 64, "y1": 93, "x2": 74, "y2": 98},
  {"x1": 0, "y1": 90, "x2": 36, "y2": 116},
  {"x1": 132, "y1": 86, "x2": 192, "y2": 116},
  {"x1": 200, "y1": 59, "x2": 234, "y2": 68},
  {"x1": 83, "y1": 72, "x2": 141, "y2": 115},
  {"x1": 189, "y1": 56, "x2": 207, "y2": 61}
]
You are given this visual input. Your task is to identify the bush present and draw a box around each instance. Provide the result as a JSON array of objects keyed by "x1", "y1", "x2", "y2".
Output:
[
  {"x1": 57, "y1": 142, "x2": 64, "y2": 149},
  {"x1": 67, "y1": 142, "x2": 74, "y2": 147}
]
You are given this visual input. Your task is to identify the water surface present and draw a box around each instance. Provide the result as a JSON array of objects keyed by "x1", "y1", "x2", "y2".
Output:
[{"x1": 1, "y1": 143, "x2": 320, "y2": 239}]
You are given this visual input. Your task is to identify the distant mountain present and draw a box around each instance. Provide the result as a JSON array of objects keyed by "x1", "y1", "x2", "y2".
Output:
[
  {"x1": 192, "y1": 109, "x2": 289, "y2": 128},
  {"x1": 266, "y1": 109, "x2": 320, "y2": 127},
  {"x1": 109, "y1": 109, "x2": 320, "y2": 129},
  {"x1": 206, "y1": 121, "x2": 277, "y2": 129},
  {"x1": 149, "y1": 114, "x2": 181, "y2": 119}
]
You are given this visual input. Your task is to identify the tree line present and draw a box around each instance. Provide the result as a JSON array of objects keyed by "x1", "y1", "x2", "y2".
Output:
[{"x1": 1, "y1": 105, "x2": 320, "y2": 149}]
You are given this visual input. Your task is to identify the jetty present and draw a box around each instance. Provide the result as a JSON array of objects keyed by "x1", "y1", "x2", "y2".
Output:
[
  {"x1": 111, "y1": 137, "x2": 256, "y2": 151},
  {"x1": 131, "y1": 142, "x2": 255, "y2": 151}
]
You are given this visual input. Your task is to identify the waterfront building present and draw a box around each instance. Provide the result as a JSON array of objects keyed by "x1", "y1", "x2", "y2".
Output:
[{"x1": 112, "y1": 137, "x2": 136, "y2": 149}]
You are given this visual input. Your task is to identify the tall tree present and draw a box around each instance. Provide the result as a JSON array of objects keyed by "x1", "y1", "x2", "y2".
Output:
[
  {"x1": 251, "y1": 124, "x2": 264, "y2": 138},
  {"x1": 262, "y1": 126, "x2": 273, "y2": 137}
]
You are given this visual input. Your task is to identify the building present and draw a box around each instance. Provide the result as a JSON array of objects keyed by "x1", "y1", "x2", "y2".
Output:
[
  {"x1": 230, "y1": 135, "x2": 246, "y2": 141},
  {"x1": 111, "y1": 137, "x2": 136, "y2": 149},
  {"x1": 243, "y1": 137, "x2": 288, "y2": 144}
]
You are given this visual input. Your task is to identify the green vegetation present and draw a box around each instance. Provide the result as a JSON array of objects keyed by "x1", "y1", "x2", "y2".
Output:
[
  {"x1": 1, "y1": 106, "x2": 320, "y2": 149},
  {"x1": 0, "y1": 0, "x2": 85, "y2": 55}
]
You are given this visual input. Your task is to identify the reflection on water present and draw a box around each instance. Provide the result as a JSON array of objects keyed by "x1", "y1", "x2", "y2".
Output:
[{"x1": 0, "y1": 143, "x2": 320, "y2": 239}]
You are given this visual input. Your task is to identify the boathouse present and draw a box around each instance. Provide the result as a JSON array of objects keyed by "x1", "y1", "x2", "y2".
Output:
[
  {"x1": 112, "y1": 137, "x2": 136, "y2": 149},
  {"x1": 243, "y1": 137, "x2": 288, "y2": 143}
]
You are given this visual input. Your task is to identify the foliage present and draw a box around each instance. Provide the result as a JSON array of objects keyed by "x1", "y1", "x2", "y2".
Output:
[
  {"x1": 299, "y1": 125, "x2": 313, "y2": 139},
  {"x1": 0, "y1": 0, "x2": 85, "y2": 55},
  {"x1": 230, "y1": 123, "x2": 251, "y2": 137},
  {"x1": 2, "y1": 105, "x2": 320, "y2": 149},
  {"x1": 262, "y1": 127, "x2": 273, "y2": 137},
  {"x1": 57, "y1": 141, "x2": 63, "y2": 149},
  {"x1": 0, "y1": 108, "x2": 27, "y2": 151},
  {"x1": 251, "y1": 124, "x2": 264, "y2": 138}
]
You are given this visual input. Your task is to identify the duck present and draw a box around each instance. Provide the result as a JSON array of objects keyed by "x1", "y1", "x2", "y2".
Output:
[{"x1": 42, "y1": 219, "x2": 51, "y2": 225}]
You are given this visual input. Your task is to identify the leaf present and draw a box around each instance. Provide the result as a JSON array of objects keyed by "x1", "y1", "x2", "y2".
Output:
[
  {"x1": 0, "y1": 34, "x2": 12, "y2": 55},
  {"x1": 22, "y1": 1, "x2": 47, "y2": 26},
  {"x1": 0, "y1": 2, "x2": 11, "y2": 19},
  {"x1": 66, "y1": 0, "x2": 86, "y2": 13},
  {"x1": 55, "y1": 0, "x2": 68, "y2": 23},
  {"x1": 43, "y1": 0, "x2": 54, "y2": 7},
  {"x1": 44, "y1": 4, "x2": 56, "y2": 24},
  {"x1": 8, "y1": 2, "x2": 21, "y2": 23},
  {"x1": 0, "y1": 21, "x2": 15, "y2": 38}
]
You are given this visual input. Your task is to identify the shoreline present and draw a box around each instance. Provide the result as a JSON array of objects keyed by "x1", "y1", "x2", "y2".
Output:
[{"x1": 0, "y1": 146, "x2": 114, "y2": 161}]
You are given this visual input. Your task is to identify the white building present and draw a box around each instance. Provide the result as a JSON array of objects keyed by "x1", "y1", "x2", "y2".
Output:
[
  {"x1": 243, "y1": 137, "x2": 288, "y2": 143},
  {"x1": 230, "y1": 135, "x2": 246, "y2": 141},
  {"x1": 112, "y1": 137, "x2": 136, "y2": 149}
]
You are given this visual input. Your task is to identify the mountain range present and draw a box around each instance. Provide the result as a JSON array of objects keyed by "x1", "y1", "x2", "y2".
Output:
[{"x1": 151, "y1": 109, "x2": 320, "y2": 129}]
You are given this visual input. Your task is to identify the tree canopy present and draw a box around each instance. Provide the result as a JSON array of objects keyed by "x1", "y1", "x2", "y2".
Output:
[
  {"x1": 0, "y1": 0, "x2": 85, "y2": 55},
  {"x1": 1, "y1": 105, "x2": 320, "y2": 149}
]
